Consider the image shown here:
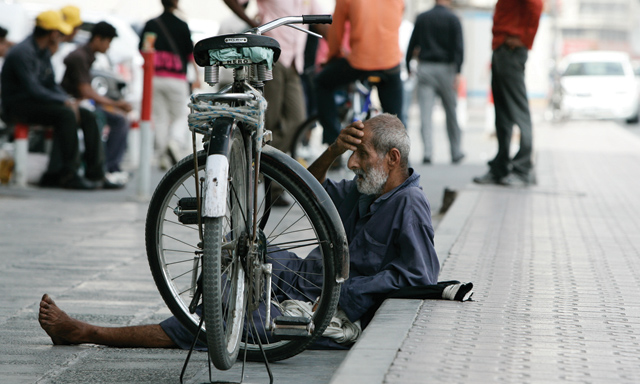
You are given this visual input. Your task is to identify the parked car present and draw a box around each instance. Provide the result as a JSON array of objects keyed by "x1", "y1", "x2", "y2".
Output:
[{"x1": 551, "y1": 51, "x2": 639, "y2": 123}]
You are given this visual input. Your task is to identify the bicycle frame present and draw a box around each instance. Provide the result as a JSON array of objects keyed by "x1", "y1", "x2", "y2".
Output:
[{"x1": 186, "y1": 15, "x2": 349, "y2": 329}]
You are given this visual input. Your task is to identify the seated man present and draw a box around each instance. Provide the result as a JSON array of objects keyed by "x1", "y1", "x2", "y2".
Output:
[
  {"x1": 1, "y1": 11, "x2": 120, "y2": 189},
  {"x1": 61, "y1": 21, "x2": 132, "y2": 179},
  {"x1": 38, "y1": 114, "x2": 472, "y2": 348}
]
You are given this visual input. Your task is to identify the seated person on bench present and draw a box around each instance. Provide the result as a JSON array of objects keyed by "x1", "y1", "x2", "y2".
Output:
[
  {"x1": 1, "y1": 11, "x2": 120, "y2": 189},
  {"x1": 38, "y1": 114, "x2": 472, "y2": 349}
]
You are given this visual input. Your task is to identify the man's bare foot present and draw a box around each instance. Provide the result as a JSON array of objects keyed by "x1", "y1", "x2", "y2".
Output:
[{"x1": 38, "y1": 294, "x2": 90, "y2": 345}]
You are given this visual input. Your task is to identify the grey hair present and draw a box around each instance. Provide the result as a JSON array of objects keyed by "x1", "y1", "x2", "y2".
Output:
[{"x1": 366, "y1": 113, "x2": 410, "y2": 168}]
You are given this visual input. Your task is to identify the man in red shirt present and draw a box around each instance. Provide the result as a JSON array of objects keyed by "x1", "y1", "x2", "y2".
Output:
[{"x1": 473, "y1": 0, "x2": 543, "y2": 187}]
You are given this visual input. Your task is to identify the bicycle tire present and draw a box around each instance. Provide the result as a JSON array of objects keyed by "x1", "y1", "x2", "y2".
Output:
[
  {"x1": 202, "y1": 128, "x2": 247, "y2": 370},
  {"x1": 145, "y1": 145, "x2": 342, "y2": 363}
]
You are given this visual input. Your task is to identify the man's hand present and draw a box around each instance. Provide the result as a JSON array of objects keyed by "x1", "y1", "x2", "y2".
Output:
[
  {"x1": 453, "y1": 74, "x2": 461, "y2": 91},
  {"x1": 307, "y1": 121, "x2": 365, "y2": 184},
  {"x1": 504, "y1": 35, "x2": 525, "y2": 49},
  {"x1": 331, "y1": 120, "x2": 365, "y2": 154},
  {"x1": 64, "y1": 99, "x2": 80, "y2": 123},
  {"x1": 114, "y1": 100, "x2": 133, "y2": 113}
]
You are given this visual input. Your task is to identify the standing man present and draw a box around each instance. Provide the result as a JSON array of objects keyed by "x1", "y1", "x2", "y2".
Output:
[
  {"x1": 61, "y1": 21, "x2": 132, "y2": 179},
  {"x1": 406, "y1": 0, "x2": 464, "y2": 165},
  {"x1": 223, "y1": 0, "x2": 325, "y2": 155},
  {"x1": 315, "y1": 0, "x2": 404, "y2": 148},
  {"x1": 473, "y1": 0, "x2": 543, "y2": 186}
]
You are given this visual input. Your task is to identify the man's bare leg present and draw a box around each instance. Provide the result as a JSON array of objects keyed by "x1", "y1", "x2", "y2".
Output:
[{"x1": 38, "y1": 294, "x2": 178, "y2": 348}]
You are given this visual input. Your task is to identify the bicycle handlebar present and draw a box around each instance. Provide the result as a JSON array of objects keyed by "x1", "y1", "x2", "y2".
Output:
[
  {"x1": 302, "y1": 14, "x2": 333, "y2": 25},
  {"x1": 255, "y1": 14, "x2": 332, "y2": 35}
]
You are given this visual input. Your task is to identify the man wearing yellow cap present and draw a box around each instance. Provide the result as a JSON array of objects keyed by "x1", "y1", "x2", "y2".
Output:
[{"x1": 0, "y1": 10, "x2": 121, "y2": 189}]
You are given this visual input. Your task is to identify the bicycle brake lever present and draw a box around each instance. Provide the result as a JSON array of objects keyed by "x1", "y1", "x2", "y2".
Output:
[{"x1": 285, "y1": 24, "x2": 323, "y2": 39}]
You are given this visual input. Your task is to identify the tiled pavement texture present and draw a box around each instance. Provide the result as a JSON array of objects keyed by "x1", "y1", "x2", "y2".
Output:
[
  {"x1": 384, "y1": 122, "x2": 640, "y2": 383},
  {"x1": 0, "y1": 177, "x2": 346, "y2": 383}
]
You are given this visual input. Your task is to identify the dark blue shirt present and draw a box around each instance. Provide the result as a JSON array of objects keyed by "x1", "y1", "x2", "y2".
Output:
[
  {"x1": 324, "y1": 169, "x2": 440, "y2": 323},
  {"x1": 1, "y1": 35, "x2": 68, "y2": 112},
  {"x1": 406, "y1": 4, "x2": 464, "y2": 73}
]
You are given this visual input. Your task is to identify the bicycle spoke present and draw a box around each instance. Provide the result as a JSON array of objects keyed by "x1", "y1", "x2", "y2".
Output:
[
  {"x1": 267, "y1": 237, "x2": 324, "y2": 249},
  {"x1": 268, "y1": 257, "x2": 323, "y2": 293},
  {"x1": 162, "y1": 234, "x2": 201, "y2": 250},
  {"x1": 163, "y1": 218, "x2": 200, "y2": 231},
  {"x1": 165, "y1": 258, "x2": 197, "y2": 266}
]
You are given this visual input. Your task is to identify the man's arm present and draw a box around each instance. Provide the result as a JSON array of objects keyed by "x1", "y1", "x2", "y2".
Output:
[
  {"x1": 223, "y1": 0, "x2": 259, "y2": 29},
  {"x1": 405, "y1": 21, "x2": 419, "y2": 75},
  {"x1": 522, "y1": 0, "x2": 543, "y2": 48},
  {"x1": 14, "y1": 52, "x2": 67, "y2": 104},
  {"x1": 453, "y1": 16, "x2": 464, "y2": 74},
  {"x1": 306, "y1": 120, "x2": 365, "y2": 184},
  {"x1": 326, "y1": 0, "x2": 347, "y2": 62},
  {"x1": 65, "y1": 52, "x2": 132, "y2": 112},
  {"x1": 76, "y1": 83, "x2": 131, "y2": 112}
]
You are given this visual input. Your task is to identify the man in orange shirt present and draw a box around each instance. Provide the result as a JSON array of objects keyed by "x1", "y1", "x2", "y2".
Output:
[
  {"x1": 315, "y1": 0, "x2": 404, "y2": 148},
  {"x1": 473, "y1": 0, "x2": 543, "y2": 187}
]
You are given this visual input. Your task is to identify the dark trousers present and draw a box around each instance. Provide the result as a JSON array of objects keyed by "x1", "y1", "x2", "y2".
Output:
[
  {"x1": 489, "y1": 45, "x2": 534, "y2": 178},
  {"x1": 315, "y1": 58, "x2": 403, "y2": 144},
  {"x1": 9, "y1": 102, "x2": 79, "y2": 180},
  {"x1": 97, "y1": 106, "x2": 129, "y2": 173},
  {"x1": 10, "y1": 102, "x2": 104, "y2": 182}
]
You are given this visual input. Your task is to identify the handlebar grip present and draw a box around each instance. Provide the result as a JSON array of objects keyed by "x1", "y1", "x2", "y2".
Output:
[{"x1": 302, "y1": 14, "x2": 332, "y2": 25}]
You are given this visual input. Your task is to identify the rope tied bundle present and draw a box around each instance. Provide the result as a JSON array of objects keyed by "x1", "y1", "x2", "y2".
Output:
[{"x1": 187, "y1": 88, "x2": 267, "y2": 136}]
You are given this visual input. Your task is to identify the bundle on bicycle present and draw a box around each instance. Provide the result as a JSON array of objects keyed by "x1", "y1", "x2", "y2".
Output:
[{"x1": 144, "y1": 15, "x2": 349, "y2": 371}]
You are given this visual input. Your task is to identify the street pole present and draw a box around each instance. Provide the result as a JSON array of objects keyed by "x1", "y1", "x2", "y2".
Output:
[{"x1": 138, "y1": 33, "x2": 156, "y2": 199}]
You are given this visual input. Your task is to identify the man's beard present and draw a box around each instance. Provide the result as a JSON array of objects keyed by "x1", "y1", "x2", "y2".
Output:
[{"x1": 353, "y1": 163, "x2": 388, "y2": 196}]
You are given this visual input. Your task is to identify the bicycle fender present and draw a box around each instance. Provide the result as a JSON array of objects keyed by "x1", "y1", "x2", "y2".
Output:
[
  {"x1": 203, "y1": 154, "x2": 229, "y2": 217},
  {"x1": 262, "y1": 146, "x2": 350, "y2": 282},
  {"x1": 202, "y1": 118, "x2": 236, "y2": 218}
]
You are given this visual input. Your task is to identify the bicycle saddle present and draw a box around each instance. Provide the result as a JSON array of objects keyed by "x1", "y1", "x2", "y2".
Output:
[{"x1": 193, "y1": 34, "x2": 281, "y2": 67}]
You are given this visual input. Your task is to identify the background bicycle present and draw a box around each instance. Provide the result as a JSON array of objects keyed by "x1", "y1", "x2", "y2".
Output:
[{"x1": 291, "y1": 76, "x2": 381, "y2": 168}]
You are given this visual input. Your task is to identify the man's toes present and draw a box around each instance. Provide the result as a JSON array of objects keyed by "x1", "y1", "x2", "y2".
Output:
[{"x1": 42, "y1": 294, "x2": 54, "y2": 305}]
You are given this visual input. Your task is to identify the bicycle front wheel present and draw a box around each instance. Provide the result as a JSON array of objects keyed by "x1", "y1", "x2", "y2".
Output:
[{"x1": 146, "y1": 145, "x2": 343, "y2": 364}]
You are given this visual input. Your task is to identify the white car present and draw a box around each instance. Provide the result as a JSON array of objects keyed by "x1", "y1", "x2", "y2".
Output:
[{"x1": 553, "y1": 51, "x2": 639, "y2": 122}]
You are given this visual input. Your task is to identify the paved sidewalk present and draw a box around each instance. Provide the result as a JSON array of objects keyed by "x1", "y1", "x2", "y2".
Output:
[{"x1": 333, "y1": 120, "x2": 640, "y2": 383}]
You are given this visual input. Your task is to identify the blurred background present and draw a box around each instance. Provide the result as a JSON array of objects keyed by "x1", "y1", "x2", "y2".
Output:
[
  {"x1": 2, "y1": 0, "x2": 640, "y2": 121},
  {"x1": 2, "y1": 0, "x2": 640, "y2": 174}
]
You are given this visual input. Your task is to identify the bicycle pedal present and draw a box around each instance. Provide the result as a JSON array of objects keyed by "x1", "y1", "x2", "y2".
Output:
[
  {"x1": 274, "y1": 316, "x2": 311, "y2": 326},
  {"x1": 271, "y1": 316, "x2": 314, "y2": 340},
  {"x1": 178, "y1": 197, "x2": 199, "y2": 210},
  {"x1": 176, "y1": 197, "x2": 199, "y2": 224},
  {"x1": 178, "y1": 212, "x2": 199, "y2": 225}
]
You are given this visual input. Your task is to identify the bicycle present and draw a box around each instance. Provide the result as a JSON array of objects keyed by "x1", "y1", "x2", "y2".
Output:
[
  {"x1": 144, "y1": 15, "x2": 349, "y2": 372},
  {"x1": 291, "y1": 76, "x2": 381, "y2": 167}
]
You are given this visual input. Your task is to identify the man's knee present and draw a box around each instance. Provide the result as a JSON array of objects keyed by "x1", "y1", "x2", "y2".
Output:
[{"x1": 54, "y1": 107, "x2": 78, "y2": 130}]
